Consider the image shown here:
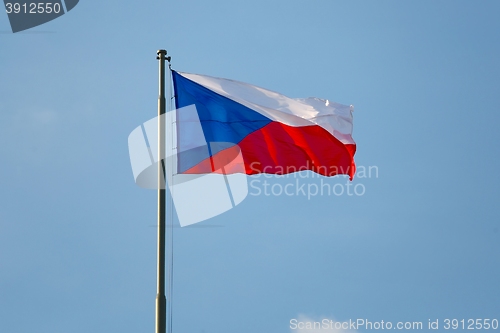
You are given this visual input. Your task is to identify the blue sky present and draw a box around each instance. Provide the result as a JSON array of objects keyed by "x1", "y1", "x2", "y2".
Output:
[{"x1": 1, "y1": 1, "x2": 499, "y2": 332}]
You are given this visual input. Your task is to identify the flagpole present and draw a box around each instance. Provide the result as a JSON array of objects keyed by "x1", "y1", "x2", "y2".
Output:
[{"x1": 156, "y1": 49, "x2": 167, "y2": 333}]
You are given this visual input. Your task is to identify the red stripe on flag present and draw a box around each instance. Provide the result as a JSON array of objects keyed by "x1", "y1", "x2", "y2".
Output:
[{"x1": 182, "y1": 121, "x2": 356, "y2": 179}]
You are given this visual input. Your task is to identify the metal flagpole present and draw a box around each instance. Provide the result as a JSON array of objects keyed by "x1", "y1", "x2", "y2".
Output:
[{"x1": 156, "y1": 49, "x2": 167, "y2": 333}]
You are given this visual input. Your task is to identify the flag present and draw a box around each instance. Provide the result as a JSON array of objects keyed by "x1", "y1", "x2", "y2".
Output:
[{"x1": 172, "y1": 71, "x2": 356, "y2": 180}]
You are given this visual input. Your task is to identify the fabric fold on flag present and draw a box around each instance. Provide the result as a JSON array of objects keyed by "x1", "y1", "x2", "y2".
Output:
[{"x1": 172, "y1": 70, "x2": 356, "y2": 180}]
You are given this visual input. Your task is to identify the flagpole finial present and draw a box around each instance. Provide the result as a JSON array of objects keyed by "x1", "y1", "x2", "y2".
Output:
[{"x1": 157, "y1": 49, "x2": 167, "y2": 60}]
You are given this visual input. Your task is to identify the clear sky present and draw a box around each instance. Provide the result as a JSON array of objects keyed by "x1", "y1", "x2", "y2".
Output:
[{"x1": 1, "y1": 1, "x2": 499, "y2": 333}]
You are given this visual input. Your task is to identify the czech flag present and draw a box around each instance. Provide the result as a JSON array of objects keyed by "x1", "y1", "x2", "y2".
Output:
[{"x1": 172, "y1": 71, "x2": 356, "y2": 180}]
